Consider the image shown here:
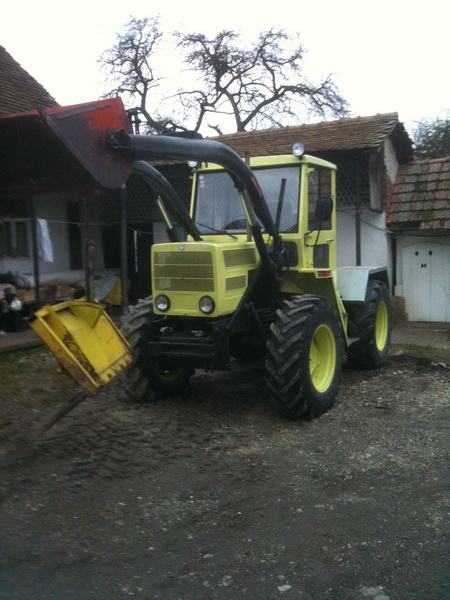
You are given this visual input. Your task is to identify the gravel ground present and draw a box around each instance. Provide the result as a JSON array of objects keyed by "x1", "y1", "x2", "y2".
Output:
[{"x1": 0, "y1": 348, "x2": 449, "y2": 599}]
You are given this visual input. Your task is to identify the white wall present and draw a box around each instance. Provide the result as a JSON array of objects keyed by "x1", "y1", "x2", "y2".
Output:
[
  {"x1": 81, "y1": 198, "x2": 105, "y2": 271},
  {"x1": 0, "y1": 193, "x2": 72, "y2": 277},
  {"x1": 336, "y1": 208, "x2": 392, "y2": 284},
  {"x1": 0, "y1": 193, "x2": 105, "y2": 281},
  {"x1": 384, "y1": 138, "x2": 400, "y2": 183}
]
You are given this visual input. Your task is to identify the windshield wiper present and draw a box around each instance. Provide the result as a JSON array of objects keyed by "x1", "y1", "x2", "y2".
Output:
[{"x1": 195, "y1": 222, "x2": 238, "y2": 239}]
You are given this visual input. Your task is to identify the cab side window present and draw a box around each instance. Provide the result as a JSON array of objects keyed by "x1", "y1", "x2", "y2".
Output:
[{"x1": 307, "y1": 168, "x2": 332, "y2": 231}]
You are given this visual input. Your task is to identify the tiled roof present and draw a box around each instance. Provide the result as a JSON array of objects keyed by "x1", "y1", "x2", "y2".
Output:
[
  {"x1": 212, "y1": 113, "x2": 413, "y2": 162},
  {"x1": 387, "y1": 157, "x2": 450, "y2": 231},
  {"x1": 0, "y1": 45, "x2": 57, "y2": 116}
]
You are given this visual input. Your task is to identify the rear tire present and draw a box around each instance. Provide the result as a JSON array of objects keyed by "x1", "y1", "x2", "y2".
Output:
[
  {"x1": 347, "y1": 280, "x2": 392, "y2": 369},
  {"x1": 266, "y1": 295, "x2": 343, "y2": 419},
  {"x1": 120, "y1": 298, "x2": 193, "y2": 401}
]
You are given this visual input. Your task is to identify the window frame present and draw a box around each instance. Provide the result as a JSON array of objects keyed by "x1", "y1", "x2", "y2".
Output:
[
  {"x1": 307, "y1": 167, "x2": 333, "y2": 231},
  {"x1": 193, "y1": 164, "x2": 302, "y2": 235},
  {"x1": 0, "y1": 218, "x2": 32, "y2": 258}
]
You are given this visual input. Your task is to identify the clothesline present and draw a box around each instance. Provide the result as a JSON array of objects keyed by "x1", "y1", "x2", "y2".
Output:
[{"x1": 12, "y1": 215, "x2": 391, "y2": 236}]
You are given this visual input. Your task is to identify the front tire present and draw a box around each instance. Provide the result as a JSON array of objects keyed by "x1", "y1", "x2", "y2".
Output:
[
  {"x1": 266, "y1": 295, "x2": 343, "y2": 419},
  {"x1": 347, "y1": 280, "x2": 392, "y2": 369},
  {"x1": 120, "y1": 297, "x2": 193, "y2": 401}
]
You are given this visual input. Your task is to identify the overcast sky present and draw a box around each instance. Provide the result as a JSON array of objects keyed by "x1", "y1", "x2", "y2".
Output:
[{"x1": 2, "y1": 0, "x2": 449, "y2": 136}]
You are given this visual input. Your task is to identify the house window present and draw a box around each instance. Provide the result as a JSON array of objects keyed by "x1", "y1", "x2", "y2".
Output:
[{"x1": 0, "y1": 219, "x2": 31, "y2": 257}]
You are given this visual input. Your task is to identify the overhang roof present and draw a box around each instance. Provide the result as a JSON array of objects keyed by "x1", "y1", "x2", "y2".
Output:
[
  {"x1": 212, "y1": 113, "x2": 413, "y2": 163},
  {"x1": 0, "y1": 45, "x2": 57, "y2": 116},
  {"x1": 387, "y1": 157, "x2": 450, "y2": 231}
]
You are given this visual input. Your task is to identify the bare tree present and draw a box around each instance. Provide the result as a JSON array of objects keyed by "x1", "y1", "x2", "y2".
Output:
[
  {"x1": 413, "y1": 115, "x2": 450, "y2": 159},
  {"x1": 99, "y1": 17, "x2": 183, "y2": 133},
  {"x1": 176, "y1": 29, "x2": 349, "y2": 133},
  {"x1": 100, "y1": 20, "x2": 348, "y2": 134}
]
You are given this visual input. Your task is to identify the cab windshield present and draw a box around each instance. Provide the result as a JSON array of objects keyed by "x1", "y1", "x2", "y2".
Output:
[{"x1": 194, "y1": 165, "x2": 301, "y2": 234}]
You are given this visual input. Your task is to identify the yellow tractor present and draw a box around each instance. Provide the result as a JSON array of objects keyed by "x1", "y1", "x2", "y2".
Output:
[
  {"x1": 0, "y1": 99, "x2": 392, "y2": 420},
  {"x1": 121, "y1": 152, "x2": 391, "y2": 418}
]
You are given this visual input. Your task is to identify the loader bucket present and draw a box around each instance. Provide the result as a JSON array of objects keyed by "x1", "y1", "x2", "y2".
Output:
[
  {"x1": 30, "y1": 301, "x2": 133, "y2": 395},
  {"x1": 0, "y1": 98, "x2": 133, "y2": 192}
]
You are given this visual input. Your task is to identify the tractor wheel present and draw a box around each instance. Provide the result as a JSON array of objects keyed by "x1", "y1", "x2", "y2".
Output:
[
  {"x1": 347, "y1": 280, "x2": 392, "y2": 369},
  {"x1": 120, "y1": 297, "x2": 193, "y2": 401},
  {"x1": 266, "y1": 295, "x2": 343, "y2": 419}
]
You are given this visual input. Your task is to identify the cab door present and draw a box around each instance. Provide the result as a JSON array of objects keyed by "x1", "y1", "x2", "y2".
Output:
[{"x1": 303, "y1": 166, "x2": 336, "y2": 271}]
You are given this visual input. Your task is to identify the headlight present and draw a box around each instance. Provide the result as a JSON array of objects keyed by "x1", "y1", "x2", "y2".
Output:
[
  {"x1": 292, "y1": 141, "x2": 305, "y2": 157},
  {"x1": 155, "y1": 294, "x2": 170, "y2": 312},
  {"x1": 9, "y1": 298, "x2": 23, "y2": 312},
  {"x1": 199, "y1": 296, "x2": 215, "y2": 314}
]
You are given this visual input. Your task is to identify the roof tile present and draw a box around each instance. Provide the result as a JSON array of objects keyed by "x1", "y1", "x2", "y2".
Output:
[
  {"x1": 212, "y1": 113, "x2": 413, "y2": 162},
  {"x1": 0, "y1": 45, "x2": 57, "y2": 116},
  {"x1": 387, "y1": 156, "x2": 450, "y2": 230}
]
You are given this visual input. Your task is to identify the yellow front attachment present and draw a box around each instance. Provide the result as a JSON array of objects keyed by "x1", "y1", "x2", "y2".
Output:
[{"x1": 30, "y1": 301, "x2": 133, "y2": 395}]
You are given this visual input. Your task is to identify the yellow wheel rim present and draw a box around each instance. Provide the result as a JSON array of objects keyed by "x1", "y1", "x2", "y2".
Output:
[
  {"x1": 375, "y1": 301, "x2": 389, "y2": 351},
  {"x1": 309, "y1": 324, "x2": 336, "y2": 393}
]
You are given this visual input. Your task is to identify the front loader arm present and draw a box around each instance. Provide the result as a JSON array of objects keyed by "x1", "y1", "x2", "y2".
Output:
[
  {"x1": 0, "y1": 97, "x2": 282, "y2": 283},
  {"x1": 133, "y1": 161, "x2": 202, "y2": 242},
  {"x1": 108, "y1": 129, "x2": 279, "y2": 240},
  {"x1": 110, "y1": 130, "x2": 283, "y2": 282}
]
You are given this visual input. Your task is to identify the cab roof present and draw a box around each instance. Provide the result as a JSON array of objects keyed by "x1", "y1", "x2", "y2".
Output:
[{"x1": 196, "y1": 153, "x2": 337, "y2": 172}]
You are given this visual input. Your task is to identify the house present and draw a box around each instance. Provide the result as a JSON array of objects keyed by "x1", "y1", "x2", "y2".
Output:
[
  {"x1": 387, "y1": 157, "x2": 450, "y2": 322},
  {"x1": 0, "y1": 45, "x2": 191, "y2": 306},
  {"x1": 0, "y1": 45, "x2": 89, "y2": 301}
]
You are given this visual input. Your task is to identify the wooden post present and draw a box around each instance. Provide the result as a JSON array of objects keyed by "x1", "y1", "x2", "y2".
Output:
[
  {"x1": 120, "y1": 184, "x2": 128, "y2": 312},
  {"x1": 355, "y1": 164, "x2": 362, "y2": 266},
  {"x1": 28, "y1": 197, "x2": 41, "y2": 308},
  {"x1": 84, "y1": 242, "x2": 96, "y2": 302}
]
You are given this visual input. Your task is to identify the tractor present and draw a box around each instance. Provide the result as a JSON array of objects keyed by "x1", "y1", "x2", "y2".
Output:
[
  {"x1": 0, "y1": 98, "x2": 392, "y2": 420},
  {"x1": 120, "y1": 145, "x2": 392, "y2": 419}
]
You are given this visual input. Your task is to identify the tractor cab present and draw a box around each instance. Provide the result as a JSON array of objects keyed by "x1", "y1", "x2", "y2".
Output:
[{"x1": 152, "y1": 154, "x2": 338, "y2": 319}]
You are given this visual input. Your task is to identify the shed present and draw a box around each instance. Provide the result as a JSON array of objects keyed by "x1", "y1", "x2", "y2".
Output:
[{"x1": 387, "y1": 157, "x2": 450, "y2": 321}]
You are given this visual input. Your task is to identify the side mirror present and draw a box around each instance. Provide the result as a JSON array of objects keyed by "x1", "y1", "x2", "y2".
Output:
[{"x1": 315, "y1": 196, "x2": 333, "y2": 223}]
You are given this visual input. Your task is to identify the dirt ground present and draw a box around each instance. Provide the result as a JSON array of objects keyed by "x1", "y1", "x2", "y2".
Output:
[{"x1": 0, "y1": 346, "x2": 448, "y2": 599}]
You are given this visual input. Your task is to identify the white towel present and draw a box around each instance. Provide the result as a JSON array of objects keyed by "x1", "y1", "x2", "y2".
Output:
[{"x1": 36, "y1": 218, "x2": 54, "y2": 263}]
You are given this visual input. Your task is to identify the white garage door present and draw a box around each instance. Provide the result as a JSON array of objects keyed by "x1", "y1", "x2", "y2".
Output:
[{"x1": 402, "y1": 241, "x2": 450, "y2": 322}]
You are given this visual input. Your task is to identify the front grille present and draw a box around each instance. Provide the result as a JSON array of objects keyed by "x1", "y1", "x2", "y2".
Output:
[
  {"x1": 223, "y1": 248, "x2": 256, "y2": 268},
  {"x1": 225, "y1": 275, "x2": 246, "y2": 291},
  {"x1": 154, "y1": 252, "x2": 212, "y2": 265},
  {"x1": 153, "y1": 251, "x2": 214, "y2": 292}
]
